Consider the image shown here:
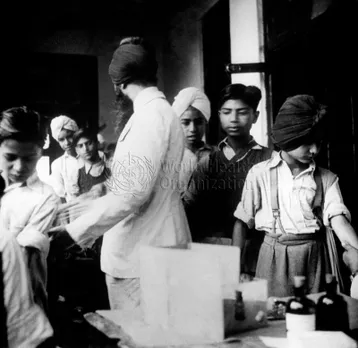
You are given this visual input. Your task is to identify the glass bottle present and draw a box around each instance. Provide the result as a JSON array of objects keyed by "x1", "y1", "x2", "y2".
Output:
[
  {"x1": 286, "y1": 276, "x2": 316, "y2": 334},
  {"x1": 234, "y1": 290, "x2": 246, "y2": 321},
  {"x1": 315, "y1": 274, "x2": 349, "y2": 332}
]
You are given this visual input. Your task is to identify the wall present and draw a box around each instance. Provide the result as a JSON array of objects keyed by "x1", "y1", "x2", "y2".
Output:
[
  {"x1": 27, "y1": 29, "x2": 165, "y2": 144},
  {"x1": 229, "y1": 0, "x2": 269, "y2": 147},
  {"x1": 162, "y1": 0, "x2": 220, "y2": 104}
]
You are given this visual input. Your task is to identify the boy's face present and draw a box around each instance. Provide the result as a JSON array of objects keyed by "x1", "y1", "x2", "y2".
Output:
[
  {"x1": 0, "y1": 139, "x2": 42, "y2": 184},
  {"x1": 180, "y1": 107, "x2": 206, "y2": 147},
  {"x1": 75, "y1": 136, "x2": 97, "y2": 162},
  {"x1": 285, "y1": 126, "x2": 324, "y2": 164},
  {"x1": 57, "y1": 129, "x2": 75, "y2": 154},
  {"x1": 286, "y1": 142, "x2": 322, "y2": 164},
  {"x1": 219, "y1": 99, "x2": 258, "y2": 138}
]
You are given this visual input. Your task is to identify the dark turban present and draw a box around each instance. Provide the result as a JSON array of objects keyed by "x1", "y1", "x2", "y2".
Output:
[
  {"x1": 271, "y1": 95, "x2": 327, "y2": 151},
  {"x1": 108, "y1": 37, "x2": 158, "y2": 86}
]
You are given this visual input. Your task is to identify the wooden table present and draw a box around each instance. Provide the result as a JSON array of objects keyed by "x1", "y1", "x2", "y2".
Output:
[{"x1": 85, "y1": 292, "x2": 358, "y2": 348}]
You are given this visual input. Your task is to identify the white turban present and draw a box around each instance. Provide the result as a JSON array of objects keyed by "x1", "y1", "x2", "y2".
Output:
[
  {"x1": 50, "y1": 115, "x2": 78, "y2": 142},
  {"x1": 172, "y1": 87, "x2": 211, "y2": 122}
]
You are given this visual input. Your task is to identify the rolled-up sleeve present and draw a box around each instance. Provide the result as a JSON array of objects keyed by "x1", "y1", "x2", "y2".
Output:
[
  {"x1": 233, "y1": 167, "x2": 261, "y2": 229},
  {"x1": 67, "y1": 107, "x2": 168, "y2": 247},
  {"x1": 323, "y1": 177, "x2": 351, "y2": 227}
]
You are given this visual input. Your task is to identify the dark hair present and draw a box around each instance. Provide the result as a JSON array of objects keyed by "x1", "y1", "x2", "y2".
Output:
[
  {"x1": 218, "y1": 84, "x2": 262, "y2": 111},
  {"x1": 0, "y1": 106, "x2": 46, "y2": 147},
  {"x1": 73, "y1": 128, "x2": 98, "y2": 147}
]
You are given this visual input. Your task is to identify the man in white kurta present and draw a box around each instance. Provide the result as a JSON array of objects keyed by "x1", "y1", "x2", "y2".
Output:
[{"x1": 52, "y1": 37, "x2": 191, "y2": 310}]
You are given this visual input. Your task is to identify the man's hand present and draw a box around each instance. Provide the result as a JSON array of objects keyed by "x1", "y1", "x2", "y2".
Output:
[{"x1": 343, "y1": 244, "x2": 358, "y2": 275}]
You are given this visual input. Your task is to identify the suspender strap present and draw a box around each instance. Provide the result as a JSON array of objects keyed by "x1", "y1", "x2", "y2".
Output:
[{"x1": 270, "y1": 167, "x2": 286, "y2": 234}]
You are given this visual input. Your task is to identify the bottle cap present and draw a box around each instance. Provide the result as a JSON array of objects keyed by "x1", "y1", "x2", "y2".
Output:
[{"x1": 293, "y1": 275, "x2": 306, "y2": 287}]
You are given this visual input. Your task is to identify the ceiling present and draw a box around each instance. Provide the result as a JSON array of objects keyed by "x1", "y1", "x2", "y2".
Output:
[{"x1": 3, "y1": 0, "x2": 191, "y2": 33}]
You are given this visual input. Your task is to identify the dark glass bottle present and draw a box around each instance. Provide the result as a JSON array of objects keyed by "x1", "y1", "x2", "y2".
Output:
[
  {"x1": 315, "y1": 274, "x2": 349, "y2": 332},
  {"x1": 234, "y1": 290, "x2": 246, "y2": 320},
  {"x1": 285, "y1": 276, "x2": 316, "y2": 333}
]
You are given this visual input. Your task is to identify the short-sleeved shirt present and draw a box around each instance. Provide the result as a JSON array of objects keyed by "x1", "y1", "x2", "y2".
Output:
[{"x1": 234, "y1": 152, "x2": 350, "y2": 234}]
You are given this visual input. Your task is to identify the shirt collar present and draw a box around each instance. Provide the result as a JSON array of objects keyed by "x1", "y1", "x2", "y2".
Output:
[
  {"x1": 218, "y1": 136, "x2": 261, "y2": 151},
  {"x1": 133, "y1": 86, "x2": 166, "y2": 113},
  {"x1": 268, "y1": 151, "x2": 316, "y2": 173},
  {"x1": 83, "y1": 151, "x2": 106, "y2": 175},
  {"x1": 3, "y1": 171, "x2": 41, "y2": 194}
]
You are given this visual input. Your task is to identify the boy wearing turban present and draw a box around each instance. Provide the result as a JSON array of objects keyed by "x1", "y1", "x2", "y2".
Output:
[
  {"x1": 172, "y1": 87, "x2": 213, "y2": 192},
  {"x1": 233, "y1": 94, "x2": 358, "y2": 297},
  {"x1": 50, "y1": 37, "x2": 191, "y2": 311},
  {"x1": 49, "y1": 115, "x2": 79, "y2": 202}
]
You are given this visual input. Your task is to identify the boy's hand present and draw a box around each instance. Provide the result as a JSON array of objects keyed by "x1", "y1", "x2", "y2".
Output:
[{"x1": 342, "y1": 244, "x2": 358, "y2": 275}]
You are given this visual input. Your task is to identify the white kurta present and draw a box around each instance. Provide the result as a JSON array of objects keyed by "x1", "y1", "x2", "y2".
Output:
[
  {"x1": 67, "y1": 87, "x2": 192, "y2": 278},
  {"x1": 50, "y1": 152, "x2": 79, "y2": 201}
]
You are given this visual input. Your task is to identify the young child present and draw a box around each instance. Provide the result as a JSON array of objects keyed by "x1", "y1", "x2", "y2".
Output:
[
  {"x1": 50, "y1": 115, "x2": 79, "y2": 202},
  {"x1": 172, "y1": 87, "x2": 213, "y2": 192},
  {"x1": 183, "y1": 84, "x2": 272, "y2": 274},
  {"x1": 73, "y1": 128, "x2": 111, "y2": 196},
  {"x1": 233, "y1": 94, "x2": 358, "y2": 297},
  {"x1": 0, "y1": 106, "x2": 60, "y2": 313}
]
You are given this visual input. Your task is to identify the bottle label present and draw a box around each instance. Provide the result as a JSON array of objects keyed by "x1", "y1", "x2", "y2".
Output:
[{"x1": 286, "y1": 313, "x2": 316, "y2": 332}]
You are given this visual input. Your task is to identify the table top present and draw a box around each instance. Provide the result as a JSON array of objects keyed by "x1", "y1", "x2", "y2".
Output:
[{"x1": 85, "y1": 292, "x2": 358, "y2": 348}]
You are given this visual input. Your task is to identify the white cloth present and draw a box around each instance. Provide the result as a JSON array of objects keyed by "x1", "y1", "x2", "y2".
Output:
[
  {"x1": 50, "y1": 115, "x2": 78, "y2": 142},
  {"x1": 1, "y1": 233, "x2": 53, "y2": 348},
  {"x1": 67, "y1": 87, "x2": 192, "y2": 278},
  {"x1": 234, "y1": 152, "x2": 350, "y2": 234},
  {"x1": 0, "y1": 172, "x2": 60, "y2": 255},
  {"x1": 172, "y1": 87, "x2": 211, "y2": 121},
  {"x1": 50, "y1": 153, "x2": 80, "y2": 201}
]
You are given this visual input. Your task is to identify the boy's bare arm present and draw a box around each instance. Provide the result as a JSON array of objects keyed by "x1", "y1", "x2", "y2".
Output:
[
  {"x1": 232, "y1": 219, "x2": 248, "y2": 250},
  {"x1": 330, "y1": 214, "x2": 358, "y2": 249}
]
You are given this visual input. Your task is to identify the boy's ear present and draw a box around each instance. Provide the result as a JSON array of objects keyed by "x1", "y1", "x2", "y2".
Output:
[{"x1": 252, "y1": 111, "x2": 260, "y2": 124}]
